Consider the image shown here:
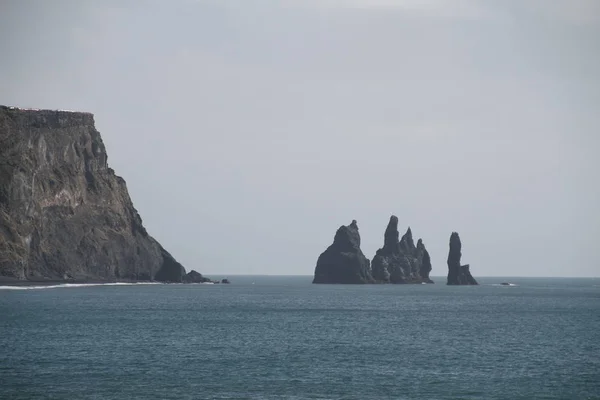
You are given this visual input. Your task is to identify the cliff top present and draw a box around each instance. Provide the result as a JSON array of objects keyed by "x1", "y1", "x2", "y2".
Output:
[
  {"x1": 0, "y1": 105, "x2": 95, "y2": 129},
  {"x1": 1, "y1": 105, "x2": 93, "y2": 115}
]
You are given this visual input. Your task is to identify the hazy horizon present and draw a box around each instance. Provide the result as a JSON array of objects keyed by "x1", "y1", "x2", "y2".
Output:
[{"x1": 1, "y1": 0, "x2": 598, "y2": 277}]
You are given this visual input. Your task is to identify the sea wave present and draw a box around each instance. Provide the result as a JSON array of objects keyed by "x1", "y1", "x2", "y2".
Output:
[{"x1": 0, "y1": 282, "x2": 163, "y2": 290}]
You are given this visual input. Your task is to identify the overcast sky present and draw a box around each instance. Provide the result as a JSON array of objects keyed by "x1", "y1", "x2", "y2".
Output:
[{"x1": 1, "y1": 0, "x2": 598, "y2": 277}]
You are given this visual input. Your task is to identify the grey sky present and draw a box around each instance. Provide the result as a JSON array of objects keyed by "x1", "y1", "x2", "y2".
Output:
[{"x1": 1, "y1": 0, "x2": 598, "y2": 277}]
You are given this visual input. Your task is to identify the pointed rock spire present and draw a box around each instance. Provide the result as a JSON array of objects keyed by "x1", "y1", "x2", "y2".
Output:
[
  {"x1": 446, "y1": 232, "x2": 478, "y2": 285},
  {"x1": 400, "y1": 226, "x2": 415, "y2": 252},
  {"x1": 383, "y1": 215, "x2": 399, "y2": 249}
]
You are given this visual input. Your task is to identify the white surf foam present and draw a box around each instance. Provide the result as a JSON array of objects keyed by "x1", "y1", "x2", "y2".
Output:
[
  {"x1": 0, "y1": 282, "x2": 162, "y2": 290},
  {"x1": 488, "y1": 283, "x2": 519, "y2": 287}
]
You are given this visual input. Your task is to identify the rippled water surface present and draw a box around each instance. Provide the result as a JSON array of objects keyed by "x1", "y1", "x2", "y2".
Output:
[{"x1": 1, "y1": 276, "x2": 599, "y2": 399}]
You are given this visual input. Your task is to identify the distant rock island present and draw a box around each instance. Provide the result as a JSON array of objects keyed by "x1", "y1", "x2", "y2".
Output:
[
  {"x1": 313, "y1": 216, "x2": 435, "y2": 284},
  {"x1": 313, "y1": 220, "x2": 374, "y2": 284},
  {"x1": 371, "y1": 216, "x2": 433, "y2": 284},
  {"x1": 446, "y1": 232, "x2": 478, "y2": 285},
  {"x1": 0, "y1": 106, "x2": 209, "y2": 284},
  {"x1": 313, "y1": 217, "x2": 479, "y2": 285}
]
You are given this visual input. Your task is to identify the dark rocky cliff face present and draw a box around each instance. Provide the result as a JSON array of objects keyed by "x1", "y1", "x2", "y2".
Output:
[
  {"x1": 371, "y1": 216, "x2": 434, "y2": 284},
  {"x1": 312, "y1": 220, "x2": 374, "y2": 284},
  {"x1": 0, "y1": 106, "x2": 188, "y2": 282},
  {"x1": 446, "y1": 232, "x2": 478, "y2": 285}
]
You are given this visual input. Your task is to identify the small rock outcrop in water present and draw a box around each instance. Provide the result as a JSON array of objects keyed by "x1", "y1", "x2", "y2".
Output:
[
  {"x1": 371, "y1": 216, "x2": 434, "y2": 284},
  {"x1": 183, "y1": 270, "x2": 213, "y2": 283},
  {"x1": 0, "y1": 106, "x2": 203, "y2": 283},
  {"x1": 446, "y1": 232, "x2": 478, "y2": 285},
  {"x1": 313, "y1": 220, "x2": 374, "y2": 284}
]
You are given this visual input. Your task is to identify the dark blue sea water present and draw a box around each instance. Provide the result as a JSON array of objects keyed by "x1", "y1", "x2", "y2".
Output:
[{"x1": 1, "y1": 276, "x2": 599, "y2": 400}]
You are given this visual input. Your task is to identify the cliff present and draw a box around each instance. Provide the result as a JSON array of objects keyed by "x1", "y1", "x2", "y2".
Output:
[
  {"x1": 0, "y1": 106, "x2": 189, "y2": 282},
  {"x1": 446, "y1": 232, "x2": 478, "y2": 285},
  {"x1": 371, "y1": 216, "x2": 434, "y2": 284},
  {"x1": 312, "y1": 220, "x2": 374, "y2": 284}
]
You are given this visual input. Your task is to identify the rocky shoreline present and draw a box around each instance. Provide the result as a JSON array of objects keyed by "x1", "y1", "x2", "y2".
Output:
[{"x1": 0, "y1": 274, "x2": 231, "y2": 286}]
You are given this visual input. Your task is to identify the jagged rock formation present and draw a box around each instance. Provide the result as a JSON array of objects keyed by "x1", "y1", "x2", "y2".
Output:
[
  {"x1": 447, "y1": 232, "x2": 478, "y2": 285},
  {"x1": 312, "y1": 220, "x2": 374, "y2": 284},
  {"x1": 0, "y1": 106, "x2": 195, "y2": 283},
  {"x1": 371, "y1": 215, "x2": 434, "y2": 284}
]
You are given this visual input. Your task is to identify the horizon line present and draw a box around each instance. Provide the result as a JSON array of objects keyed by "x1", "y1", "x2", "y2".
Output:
[{"x1": 201, "y1": 274, "x2": 600, "y2": 279}]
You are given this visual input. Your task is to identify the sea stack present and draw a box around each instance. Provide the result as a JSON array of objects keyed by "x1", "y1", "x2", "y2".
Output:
[
  {"x1": 371, "y1": 215, "x2": 434, "y2": 284},
  {"x1": 312, "y1": 220, "x2": 374, "y2": 284},
  {"x1": 0, "y1": 106, "x2": 195, "y2": 283},
  {"x1": 446, "y1": 232, "x2": 478, "y2": 285}
]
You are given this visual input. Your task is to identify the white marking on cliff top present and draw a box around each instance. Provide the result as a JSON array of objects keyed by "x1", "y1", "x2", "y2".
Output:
[{"x1": 3, "y1": 106, "x2": 92, "y2": 114}]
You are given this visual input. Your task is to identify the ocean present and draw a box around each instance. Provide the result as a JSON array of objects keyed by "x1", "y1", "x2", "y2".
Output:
[{"x1": 1, "y1": 276, "x2": 599, "y2": 399}]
